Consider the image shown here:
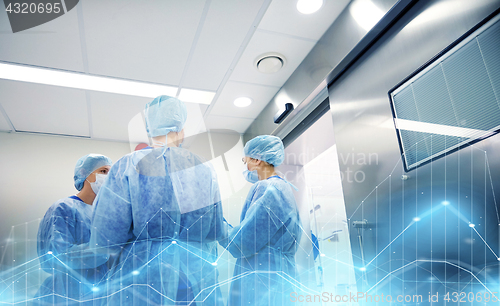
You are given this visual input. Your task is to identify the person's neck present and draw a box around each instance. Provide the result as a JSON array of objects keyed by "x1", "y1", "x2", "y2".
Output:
[
  {"x1": 257, "y1": 166, "x2": 277, "y2": 181},
  {"x1": 76, "y1": 187, "x2": 96, "y2": 205},
  {"x1": 152, "y1": 134, "x2": 179, "y2": 148}
]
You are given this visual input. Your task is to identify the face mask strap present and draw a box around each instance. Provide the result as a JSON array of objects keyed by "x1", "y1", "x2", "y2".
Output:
[{"x1": 85, "y1": 172, "x2": 97, "y2": 185}]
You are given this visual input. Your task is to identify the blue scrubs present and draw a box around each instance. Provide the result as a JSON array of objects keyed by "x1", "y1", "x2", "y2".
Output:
[
  {"x1": 225, "y1": 176, "x2": 302, "y2": 306},
  {"x1": 90, "y1": 147, "x2": 227, "y2": 305},
  {"x1": 34, "y1": 196, "x2": 108, "y2": 305}
]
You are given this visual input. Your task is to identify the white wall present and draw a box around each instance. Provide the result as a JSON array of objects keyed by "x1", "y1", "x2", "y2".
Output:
[{"x1": 0, "y1": 132, "x2": 131, "y2": 255}]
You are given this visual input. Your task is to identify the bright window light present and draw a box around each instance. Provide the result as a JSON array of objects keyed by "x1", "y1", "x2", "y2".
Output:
[
  {"x1": 0, "y1": 62, "x2": 177, "y2": 98},
  {"x1": 178, "y1": 88, "x2": 216, "y2": 105},
  {"x1": 233, "y1": 97, "x2": 252, "y2": 108},
  {"x1": 296, "y1": 0, "x2": 323, "y2": 14},
  {"x1": 395, "y1": 118, "x2": 491, "y2": 139},
  {"x1": 349, "y1": 0, "x2": 385, "y2": 31}
]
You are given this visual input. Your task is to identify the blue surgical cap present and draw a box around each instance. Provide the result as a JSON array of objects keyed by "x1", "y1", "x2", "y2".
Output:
[
  {"x1": 145, "y1": 95, "x2": 187, "y2": 137},
  {"x1": 244, "y1": 135, "x2": 285, "y2": 167},
  {"x1": 74, "y1": 154, "x2": 113, "y2": 191}
]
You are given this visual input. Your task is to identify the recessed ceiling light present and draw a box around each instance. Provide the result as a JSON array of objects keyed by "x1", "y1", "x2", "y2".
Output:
[
  {"x1": 296, "y1": 0, "x2": 323, "y2": 14},
  {"x1": 255, "y1": 53, "x2": 286, "y2": 74},
  {"x1": 234, "y1": 97, "x2": 252, "y2": 108}
]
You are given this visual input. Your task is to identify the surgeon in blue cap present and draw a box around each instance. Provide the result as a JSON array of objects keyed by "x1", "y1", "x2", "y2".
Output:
[
  {"x1": 34, "y1": 154, "x2": 112, "y2": 305},
  {"x1": 224, "y1": 135, "x2": 302, "y2": 306},
  {"x1": 90, "y1": 95, "x2": 227, "y2": 305}
]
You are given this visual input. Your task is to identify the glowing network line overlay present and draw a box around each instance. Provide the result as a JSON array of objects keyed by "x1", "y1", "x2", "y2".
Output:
[
  {"x1": 343, "y1": 140, "x2": 500, "y2": 295},
  {"x1": 1, "y1": 141, "x2": 499, "y2": 304},
  {"x1": 0, "y1": 202, "x2": 323, "y2": 304}
]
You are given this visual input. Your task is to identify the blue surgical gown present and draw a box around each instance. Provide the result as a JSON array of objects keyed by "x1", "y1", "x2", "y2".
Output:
[
  {"x1": 34, "y1": 196, "x2": 109, "y2": 306},
  {"x1": 225, "y1": 176, "x2": 302, "y2": 306},
  {"x1": 90, "y1": 147, "x2": 227, "y2": 305}
]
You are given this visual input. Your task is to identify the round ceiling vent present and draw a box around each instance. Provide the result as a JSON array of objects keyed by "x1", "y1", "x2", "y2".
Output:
[{"x1": 255, "y1": 53, "x2": 286, "y2": 74}]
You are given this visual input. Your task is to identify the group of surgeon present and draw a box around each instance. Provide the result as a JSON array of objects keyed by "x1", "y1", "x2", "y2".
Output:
[{"x1": 34, "y1": 95, "x2": 302, "y2": 306}]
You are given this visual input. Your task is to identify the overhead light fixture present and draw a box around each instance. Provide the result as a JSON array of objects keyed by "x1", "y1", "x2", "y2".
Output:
[
  {"x1": 0, "y1": 62, "x2": 217, "y2": 105},
  {"x1": 0, "y1": 62, "x2": 178, "y2": 98},
  {"x1": 296, "y1": 0, "x2": 323, "y2": 14},
  {"x1": 178, "y1": 88, "x2": 215, "y2": 105},
  {"x1": 255, "y1": 53, "x2": 286, "y2": 74},
  {"x1": 233, "y1": 97, "x2": 252, "y2": 108},
  {"x1": 349, "y1": 0, "x2": 385, "y2": 31}
]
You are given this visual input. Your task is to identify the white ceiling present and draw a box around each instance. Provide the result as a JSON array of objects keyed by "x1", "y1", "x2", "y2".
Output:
[{"x1": 0, "y1": 0, "x2": 350, "y2": 140}]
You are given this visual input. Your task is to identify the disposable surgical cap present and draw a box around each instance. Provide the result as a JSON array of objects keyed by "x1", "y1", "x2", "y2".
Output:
[
  {"x1": 74, "y1": 154, "x2": 113, "y2": 191},
  {"x1": 145, "y1": 95, "x2": 187, "y2": 137},
  {"x1": 244, "y1": 135, "x2": 285, "y2": 167}
]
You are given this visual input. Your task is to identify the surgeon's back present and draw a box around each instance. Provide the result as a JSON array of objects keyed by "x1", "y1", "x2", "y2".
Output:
[{"x1": 90, "y1": 147, "x2": 226, "y2": 306}]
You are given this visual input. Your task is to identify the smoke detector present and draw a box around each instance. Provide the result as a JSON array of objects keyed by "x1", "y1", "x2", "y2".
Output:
[{"x1": 255, "y1": 53, "x2": 286, "y2": 74}]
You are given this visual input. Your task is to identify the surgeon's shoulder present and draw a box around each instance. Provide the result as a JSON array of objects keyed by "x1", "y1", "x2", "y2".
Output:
[
  {"x1": 123, "y1": 149, "x2": 150, "y2": 165},
  {"x1": 252, "y1": 179, "x2": 278, "y2": 196},
  {"x1": 255, "y1": 177, "x2": 290, "y2": 194},
  {"x1": 53, "y1": 196, "x2": 79, "y2": 209},
  {"x1": 44, "y1": 197, "x2": 77, "y2": 219},
  {"x1": 109, "y1": 150, "x2": 150, "y2": 173},
  {"x1": 173, "y1": 147, "x2": 207, "y2": 162},
  {"x1": 174, "y1": 148, "x2": 216, "y2": 170},
  {"x1": 256, "y1": 177, "x2": 286, "y2": 188}
]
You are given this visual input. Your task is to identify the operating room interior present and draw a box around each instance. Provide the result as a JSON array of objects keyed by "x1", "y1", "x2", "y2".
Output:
[{"x1": 1, "y1": 0, "x2": 500, "y2": 305}]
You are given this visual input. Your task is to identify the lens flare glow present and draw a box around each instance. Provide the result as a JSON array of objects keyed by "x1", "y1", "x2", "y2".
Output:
[
  {"x1": 349, "y1": 0, "x2": 385, "y2": 31},
  {"x1": 296, "y1": 0, "x2": 323, "y2": 14}
]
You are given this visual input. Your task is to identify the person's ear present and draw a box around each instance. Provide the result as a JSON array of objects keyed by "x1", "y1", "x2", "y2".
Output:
[{"x1": 255, "y1": 159, "x2": 262, "y2": 166}]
